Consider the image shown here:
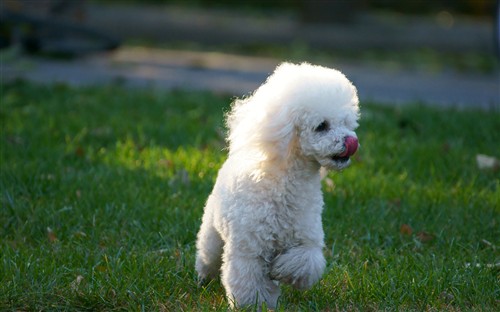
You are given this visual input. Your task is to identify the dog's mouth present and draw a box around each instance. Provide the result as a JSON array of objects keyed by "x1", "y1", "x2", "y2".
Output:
[
  {"x1": 331, "y1": 155, "x2": 350, "y2": 163},
  {"x1": 330, "y1": 136, "x2": 358, "y2": 164}
]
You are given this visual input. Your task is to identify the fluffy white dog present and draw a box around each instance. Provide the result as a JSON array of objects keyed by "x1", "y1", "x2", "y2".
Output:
[{"x1": 195, "y1": 62, "x2": 360, "y2": 309}]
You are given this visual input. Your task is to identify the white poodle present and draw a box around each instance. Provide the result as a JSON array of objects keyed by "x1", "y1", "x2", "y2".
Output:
[{"x1": 195, "y1": 62, "x2": 360, "y2": 309}]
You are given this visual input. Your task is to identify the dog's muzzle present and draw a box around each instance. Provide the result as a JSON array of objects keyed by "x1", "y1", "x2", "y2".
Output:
[{"x1": 331, "y1": 136, "x2": 358, "y2": 162}]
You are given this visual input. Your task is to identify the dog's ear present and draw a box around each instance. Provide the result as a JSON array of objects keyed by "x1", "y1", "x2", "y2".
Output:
[
  {"x1": 226, "y1": 62, "x2": 303, "y2": 168},
  {"x1": 226, "y1": 96, "x2": 297, "y2": 166},
  {"x1": 255, "y1": 106, "x2": 297, "y2": 163}
]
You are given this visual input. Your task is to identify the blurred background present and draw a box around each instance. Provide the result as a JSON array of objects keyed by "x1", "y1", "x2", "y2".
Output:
[{"x1": 1, "y1": 0, "x2": 499, "y2": 109}]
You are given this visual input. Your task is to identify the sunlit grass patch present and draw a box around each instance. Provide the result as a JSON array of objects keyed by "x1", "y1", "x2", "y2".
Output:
[{"x1": 1, "y1": 82, "x2": 498, "y2": 310}]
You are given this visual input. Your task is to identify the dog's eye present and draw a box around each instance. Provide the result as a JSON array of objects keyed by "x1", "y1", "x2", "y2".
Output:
[{"x1": 314, "y1": 121, "x2": 329, "y2": 132}]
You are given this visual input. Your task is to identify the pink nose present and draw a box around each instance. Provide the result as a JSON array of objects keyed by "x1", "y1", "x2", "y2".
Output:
[{"x1": 339, "y1": 136, "x2": 358, "y2": 157}]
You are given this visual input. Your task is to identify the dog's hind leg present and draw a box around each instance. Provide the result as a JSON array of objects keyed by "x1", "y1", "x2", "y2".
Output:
[{"x1": 195, "y1": 209, "x2": 223, "y2": 283}]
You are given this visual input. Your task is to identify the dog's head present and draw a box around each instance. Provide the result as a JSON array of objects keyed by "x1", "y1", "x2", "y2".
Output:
[{"x1": 227, "y1": 62, "x2": 360, "y2": 173}]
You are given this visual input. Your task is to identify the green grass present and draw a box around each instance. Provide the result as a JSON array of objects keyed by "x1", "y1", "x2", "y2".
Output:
[{"x1": 1, "y1": 81, "x2": 499, "y2": 311}]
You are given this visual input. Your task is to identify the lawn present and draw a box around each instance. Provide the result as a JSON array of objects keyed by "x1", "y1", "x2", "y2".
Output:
[{"x1": 1, "y1": 81, "x2": 498, "y2": 311}]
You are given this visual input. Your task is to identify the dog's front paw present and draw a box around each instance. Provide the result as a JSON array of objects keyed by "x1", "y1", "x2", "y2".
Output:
[{"x1": 270, "y1": 246, "x2": 326, "y2": 290}]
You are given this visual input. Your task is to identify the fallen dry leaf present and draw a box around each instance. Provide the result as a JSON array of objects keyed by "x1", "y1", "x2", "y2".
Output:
[
  {"x1": 75, "y1": 146, "x2": 85, "y2": 157},
  {"x1": 416, "y1": 231, "x2": 434, "y2": 243},
  {"x1": 390, "y1": 198, "x2": 402, "y2": 208},
  {"x1": 70, "y1": 275, "x2": 84, "y2": 291},
  {"x1": 441, "y1": 143, "x2": 451, "y2": 153},
  {"x1": 47, "y1": 227, "x2": 58, "y2": 243},
  {"x1": 400, "y1": 224, "x2": 413, "y2": 236},
  {"x1": 158, "y1": 159, "x2": 173, "y2": 168},
  {"x1": 481, "y1": 239, "x2": 497, "y2": 250},
  {"x1": 95, "y1": 265, "x2": 107, "y2": 272},
  {"x1": 107, "y1": 288, "x2": 116, "y2": 298},
  {"x1": 476, "y1": 154, "x2": 499, "y2": 170},
  {"x1": 73, "y1": 231, "x2": 87, "y2": 239}
]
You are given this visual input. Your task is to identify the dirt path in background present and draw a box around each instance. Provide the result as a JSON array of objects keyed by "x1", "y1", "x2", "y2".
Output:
[{"x1": 3, "y1": 47, "x2": 499, "y2": 110}]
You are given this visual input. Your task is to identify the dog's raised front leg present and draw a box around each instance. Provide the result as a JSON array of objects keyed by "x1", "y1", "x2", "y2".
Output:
[
  {"x1": 270, "y1": 245, "x2": 326, "y2": 290},
  {"x1": 221, "y1": 246, "x2": 280, "y2": 309}
]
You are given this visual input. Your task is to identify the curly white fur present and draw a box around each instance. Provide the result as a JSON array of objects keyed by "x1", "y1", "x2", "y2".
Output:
[{"x1": 195, "y1": 62, "x2": 360, "y2": 309}]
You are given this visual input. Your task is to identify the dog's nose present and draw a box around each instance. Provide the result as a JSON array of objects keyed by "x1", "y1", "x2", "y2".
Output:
[{"x1": 338, "y1": 136, "x2": 358, "y2": 157}]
